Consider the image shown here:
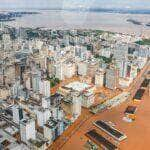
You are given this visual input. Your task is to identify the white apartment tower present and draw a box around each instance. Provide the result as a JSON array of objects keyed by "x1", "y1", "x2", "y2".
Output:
[
  {"x1": 36, "y1": 108, "x2": 51, "y2": 127},
  {"x1": 77, "y1": 61, "x2": 88, "y2": 76},
  {"x1": 95, "y1": 69, "x2": 105, "y2": 87},
  {"x1": 55, "y1": 62, "x2": 64, "y2": 80},
  {"x1": 39, "y1": 80, "x2": 50, "y2": 98},
  {"x1": 64, "y1": 62, "x2": 76, "y2": 79},
  {"x1": 105, "y1": 66, "x2": 119, "y2": 90},
  {"x1": 12, "y1": 105, "x2": 23, "y2": 124},
  {"x1": 20, "y1": 118, "x2": 36, "y2": 143},
  {"x1": 71, "y1": 91, "x2": 82, "y2": 119},
  {"x1": 42, "y1": 97, "x2": 51, "y2": 109}
]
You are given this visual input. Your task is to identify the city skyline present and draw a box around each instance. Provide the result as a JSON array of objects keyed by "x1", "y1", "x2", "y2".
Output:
[{"x1": 0, "y1": 1, "x2": 150, "y2": 150}]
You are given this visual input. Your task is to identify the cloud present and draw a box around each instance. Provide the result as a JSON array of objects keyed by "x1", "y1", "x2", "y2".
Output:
[{"x1": 0, "y1": 0, "x2": 150, "y2": 9}]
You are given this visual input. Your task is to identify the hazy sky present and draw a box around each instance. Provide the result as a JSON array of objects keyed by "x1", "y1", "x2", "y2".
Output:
[{"x1": 0, "y1": 0, "x2": 150, "y2": 9}]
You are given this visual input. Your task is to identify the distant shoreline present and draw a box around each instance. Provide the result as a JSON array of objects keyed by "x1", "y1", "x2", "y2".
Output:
[
  {"x1": 1, "y1": 8, "x2": 150, "y2": 15},
  {"x1": 0, "y1": 11, "x2": 40, "y2": 22},
  {"x1": 2, "y1": 10, "x2": 150, "y2": 38}
]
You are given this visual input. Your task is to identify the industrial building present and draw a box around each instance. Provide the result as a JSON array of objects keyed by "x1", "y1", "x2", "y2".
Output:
[
  {"x1": 124, "y1": 106, "x2": 137, "y2": 120},
  {"x1": 94, "y1": 120, "x2": 127, "y2": 141},
  {"x1": 86, "y1": 129, "x2": 118, "y2": 150}
]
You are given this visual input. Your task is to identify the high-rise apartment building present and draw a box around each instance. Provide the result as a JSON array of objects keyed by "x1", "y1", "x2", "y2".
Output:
[
  {"x1": 12, "y1": 105, "x2": 23, "y2": 124},
  {"x1": 105, "y1": 66, "x2": 119, "y2": 90},
  {"x1": 39, "y1": 80, "x2": 50, "y2": 98},
  {"x1": 20, "y1": 118, "x2": 36, "y2": 143}
]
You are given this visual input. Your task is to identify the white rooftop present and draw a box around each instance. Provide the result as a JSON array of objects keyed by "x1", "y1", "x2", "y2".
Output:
[
  {"x1": 65, "y1": 81, "x2": 90, "y2": 92},
  {"x1": 4, "y1": 126, "x2": 18, "y2": 135}
]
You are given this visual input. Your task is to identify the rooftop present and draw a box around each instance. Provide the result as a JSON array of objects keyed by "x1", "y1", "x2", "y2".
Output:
[
  {"x1": 45, "y1": 118, "x2": 58, "y2": 129},
  {"x1": 29, "y1": 139, "x2": 45, "y2": 148},
  {"x1": 65, "y1": 81, "x2": 90, "y2": 92},
  {"x1": 124, "y1": 106, "x2": 137, "y2": 114}
]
